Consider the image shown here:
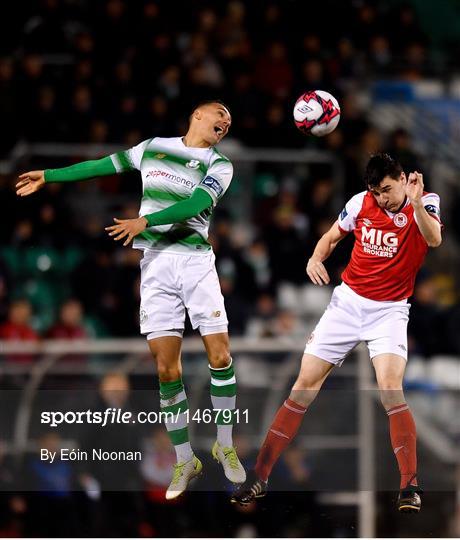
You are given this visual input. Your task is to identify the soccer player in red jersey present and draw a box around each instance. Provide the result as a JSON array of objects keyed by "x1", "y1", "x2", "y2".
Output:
[{"x1": 232, "y1": 153, "x2": 442, "y2": 513}]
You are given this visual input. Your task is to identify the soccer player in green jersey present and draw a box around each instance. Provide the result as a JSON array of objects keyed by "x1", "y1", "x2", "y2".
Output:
[{"x1": 16, "y1": 100, "x2": 246, "y2": 499}]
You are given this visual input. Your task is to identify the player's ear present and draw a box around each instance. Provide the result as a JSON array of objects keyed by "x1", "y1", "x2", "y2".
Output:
[{"x1": 401, "y1": 171, "x2": 407, "y2": 183}]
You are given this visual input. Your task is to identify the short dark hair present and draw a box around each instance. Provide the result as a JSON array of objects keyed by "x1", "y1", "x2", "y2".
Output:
[
  {"x1": 364, "y1": 153, "x2": 403, "y2": 188},
  {"x1": 189, "y1": 99, "x2": 231, "y2": 120}
]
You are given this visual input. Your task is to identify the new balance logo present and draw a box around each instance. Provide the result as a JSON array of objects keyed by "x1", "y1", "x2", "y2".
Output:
[{"x1": 394, "y1": 445, "x2": 404, "y2": 455}]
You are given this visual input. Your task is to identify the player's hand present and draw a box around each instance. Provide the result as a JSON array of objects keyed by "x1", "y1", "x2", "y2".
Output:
[
  {"x1": 16, "y1": 170, "x2": 46, "y2": 197},
  {"x1": 306, "y1": 258, "x2": 330, "y2": 286},
  {"x1": 105, "y1": 217, "x2": 148, "y2": 247},
  {"x1": 405, "y1": 171, "x2": 424, "y2": 205}
]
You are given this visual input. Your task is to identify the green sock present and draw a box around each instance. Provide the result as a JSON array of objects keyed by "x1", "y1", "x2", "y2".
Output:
[
  {"x1": 209, "y1": 359, "x2": 236, "y2": 448},
  {"x1": 160, "y1": 379, "x2": 193, "y2": 463}
]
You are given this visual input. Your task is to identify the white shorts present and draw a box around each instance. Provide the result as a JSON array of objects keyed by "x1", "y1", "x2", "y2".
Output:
[
  {"x1": 139, "y1": 250, "x2": 228, "y2": 337},
  {"x1": 304, "y1": 282, "x2": 410, "y2": 365}
]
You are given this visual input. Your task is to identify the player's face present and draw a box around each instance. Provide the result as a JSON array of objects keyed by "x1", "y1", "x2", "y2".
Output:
[
  {"x1": 196, "y1": 103, "x2": 231, "y2": 144},
  {"x1": 369, "y1": 174, "x2": 406, "y2": 212}
]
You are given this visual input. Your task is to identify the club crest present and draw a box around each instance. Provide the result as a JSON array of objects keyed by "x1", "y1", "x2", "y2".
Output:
[
  {"x1": 186, "y1": 159, "x2": 201, "y2": 169},
  {"x1": 393, "y1": 213, "x2": 408, "y2": 228},
  {"x1": 140, "y1": 308, "x2": 148, "y2": 324}
]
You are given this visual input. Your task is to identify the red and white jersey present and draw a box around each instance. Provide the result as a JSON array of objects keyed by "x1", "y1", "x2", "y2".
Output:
[{"x1": 337, "y1": 190, "x2": 442, "y2": 301}]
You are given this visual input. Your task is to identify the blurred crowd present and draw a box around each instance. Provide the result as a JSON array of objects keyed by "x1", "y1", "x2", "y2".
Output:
[
  {"x1": 0, "y1": 3, "x2": 458, "y2": 537},
  {"x1": 0, "y1": 0, "x2": 452, "y2": 151},
  {"x1": 0, "y1": 371, "x2": 455, "y2": 538},
  {"x1": 0, "y1": 0, "x2": 459, "y2": 360},
  {"x1": 0, "y1": 371, "x2": 343, "y2": 537}
]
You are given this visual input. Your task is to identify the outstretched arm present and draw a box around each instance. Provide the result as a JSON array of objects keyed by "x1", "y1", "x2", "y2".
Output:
[
  {"x1": 16, "y1": 156, "x2": 118, "y2": 197},
  {"x1": 105, "y1": 188, "x2": 213, "y2": 247},
  {"x1": 15, "y1": 139, "x2": 148, "y2": 197},
  {"x1": 306, "y1": 221, "x2": 348, "y2": 286}
]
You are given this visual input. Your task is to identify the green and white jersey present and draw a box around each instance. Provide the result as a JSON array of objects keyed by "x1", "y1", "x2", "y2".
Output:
[{"x1": 110, "y1": 137, "x2": 233, "y2": 255}]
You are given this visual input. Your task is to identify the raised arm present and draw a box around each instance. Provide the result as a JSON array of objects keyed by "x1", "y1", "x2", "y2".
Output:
[
  {"x1": 306, "y1": 221, "x2": 348, "y2": 286},
  {"x1": 406, "y1": 172, "x2": 442, "y2": 248}
]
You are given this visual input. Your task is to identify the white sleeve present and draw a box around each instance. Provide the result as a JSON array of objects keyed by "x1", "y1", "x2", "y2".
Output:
[
  {"x1": 110, "y1": 139, "x2": 151, "y2": 172},
  {"x1": 197, "y1": 159, "x2": 233, "y2": 204},
  {"x1": 337, "y1": 192, "x2": 366, "y2": 232},
  {"x1": 416, "y1": 192, "x2": 442, "y2": 224}
]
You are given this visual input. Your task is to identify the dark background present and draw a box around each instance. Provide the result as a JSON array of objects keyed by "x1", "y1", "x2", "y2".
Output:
[{"x1": 0, "y1": 0, "x2": 459, "y2": 537}]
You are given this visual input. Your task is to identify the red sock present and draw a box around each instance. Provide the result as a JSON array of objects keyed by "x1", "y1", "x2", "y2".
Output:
[
  {"x1": 255, "y1": 398, "x2": 307, "y2": 481},
  {"x1": 387, "y1": 403, "x2": 418, "y2": 489}
]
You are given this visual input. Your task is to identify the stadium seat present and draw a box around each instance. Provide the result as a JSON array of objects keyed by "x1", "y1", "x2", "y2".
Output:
[
  {"x1": 427, "y1": 356, "x2": 460, "y2": 389},
  {"x1": 61, "y1": 247, "x2": 84, "y2": 273},
  {"x1": 0, "y1": 247, "x2": 22, "y2": 275},
  {"x1": 277, "y1": 282, "x2": 331, "y2": 317},
  {"x1": 404, "y1": 355, "x2": 428, "y2": 381},
  {"x1": 301, "y1": 284, "x2": 332, "y2": 317},
  {"x1": 24, "y1": 247, "x2": 61, "y2": 276},
  {"x1": 236, "y1": 355, "x2": 274, "y2": 387}
]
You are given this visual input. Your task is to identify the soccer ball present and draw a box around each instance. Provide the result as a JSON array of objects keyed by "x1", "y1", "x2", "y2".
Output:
[{"x1": 293, "y1": 90, "x2": 341, "y2": 137}]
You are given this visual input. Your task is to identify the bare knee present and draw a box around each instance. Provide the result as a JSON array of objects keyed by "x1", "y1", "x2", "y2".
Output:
[
  {"x1": 148, "y1": 337, "x2": 182, "y2": 382},
  {"x1": 202, "y1": 333, "x2": 232, "y2": 368},
  {"x1": 290, "y1": 355, "x2": 333, "y2": 407},
  {"x1": 157, "y1": 364, "x2": 181, "y2": 382},
  {"x1": 372, "y1": 354, "x2": 407, "y2": 410},
  {"x1": 150, "y1": 350, "x2": 181, "y2": 382},
  {"x1": 292, "y1": 373, "x2": 317, "y2": 391},
  {"x1": 378, "y1": 381, "x2": 405, "y2": 410},
  {"x1": 289, "y1": 387, "x2": 318, "y2": 408},
  {"x1": 292, "y1": 355, "x2": 332, "y2": 391},
  {"x1": 208, "y1": 345, "x2": 231, "y2": 369},
  {"x1": 290, "y1": 376, "x2": 322, "y2": 408}
]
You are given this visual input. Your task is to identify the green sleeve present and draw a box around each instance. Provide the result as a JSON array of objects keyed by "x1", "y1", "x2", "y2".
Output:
[
  {"x1": 44, "y1": 156, "x2": 117, "y2": 183},
  {"x1": 144, "y1": 188, "x2": 213, "y2": 227}
]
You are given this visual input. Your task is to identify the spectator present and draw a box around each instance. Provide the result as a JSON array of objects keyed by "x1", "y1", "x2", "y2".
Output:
[
  {"x1": 80, "y1": 373, "x2": 142, "y2": 536},
  {"x1": 140, "y1": 428, "x2": 182, "y2": 537},
  {"x1": 46, "y1": 299, "x2": 87, "y2": 339},
  {"x1": 26, "y1": 432, "x2": 79, "y2": 537},
  {"x1": 244, "y1": 239, "x2": 271, "y2": 292},
  {"x1": 246, "y1": 293, "x2": 278, "y2": 338},
  {"x1": 408, "y1": 275, "x2": 444, "y2": 358},
  {"x1": 0, "y1": 258, "x2": 11, "y2": 321},
  {"x1": 270, "y1": 309, "x2": 306, "y2": 341},
  {"x1": 0, "y1": 440, "x2": 26, "y2": 537},
  {"x1": 386, "y1": 128, "x2": 422, "y2": 173},
  {"x1": 264, "y1": 204, "x2": 308, "y2": 287},
  {"x1": 0, "y1": 299, "x2": 38, "y2": 342},
  {"x1": 255, "y1": 41, "x2": 293, "y2": 99}
]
